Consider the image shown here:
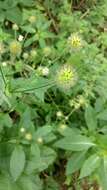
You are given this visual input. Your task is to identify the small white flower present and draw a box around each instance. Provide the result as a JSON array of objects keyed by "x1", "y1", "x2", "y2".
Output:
[
  {"x1": 37, "y1": 66, "x2": 49, "y2": 76},
  {"x1": 37, "y1": 137, "x2": 43, "y2": 144},
  {"x1": 56, "y1": 111, "x2": 63, "y2": 118},
  {"x1": 42, "y1": 67, "x2": 49, "y2": 76},
  {"x1": 25, "y1": 133, "x2": 32, "y2": 140},
  {"x1": 2, "y1": 62, "x2": 7, "y2": 67},
  {"x1": 18, "y1": 35, "x2": 24, "y2": 42},
  {"x1": 23, "y1": 52, "x2": 29, "y2": 59},
  {"x1": 12, "y1": 24, "x2": 19, "y2": 30},
  {"x1": 20, "y1": 127, "x2": 26, "y2": 133}
]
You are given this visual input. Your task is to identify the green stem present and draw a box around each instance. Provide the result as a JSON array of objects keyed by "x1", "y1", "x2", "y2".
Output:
[{"x1": 0, "y1": 65, "x2": 7, "y2": 87}]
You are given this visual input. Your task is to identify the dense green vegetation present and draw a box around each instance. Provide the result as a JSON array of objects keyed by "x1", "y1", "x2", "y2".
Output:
[{"x1": 1, "y1": 0, "x2": 107, "y2": 189}]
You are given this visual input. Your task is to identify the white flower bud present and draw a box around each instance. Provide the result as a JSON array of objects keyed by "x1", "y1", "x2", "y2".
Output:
[
  {"x1": 18, "y1": 35, "x2": 24, "y2": 42},
  {"x1": 42, "y1": 67, "x2": 49, "y2": 76},
  {"x1": 25, "y1": 133, "x2": 32, "y2": 140},
  {"x1": 56, "y1": 111, "x2": 63, "y2": 118},
  {"x1": 2, "y1": 62, "x2": 7, "y2": 67},
  {"x1": 37, "y1": 137, "x2": 43, "y2": 144},
  {"x1": 12, "y1": 24, "x2": 19, "y2": 30}
]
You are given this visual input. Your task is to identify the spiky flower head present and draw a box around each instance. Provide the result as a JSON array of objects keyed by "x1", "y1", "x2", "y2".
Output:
[
  {"x1": 56, "y1": 64, "x2": 77, "y2": 90},
  {"x1": 68, "y1": 33, "x2": 82, "y2": 51},
  {"x1": 9, "y1": 41, "x2": 21, "y2": 56}
]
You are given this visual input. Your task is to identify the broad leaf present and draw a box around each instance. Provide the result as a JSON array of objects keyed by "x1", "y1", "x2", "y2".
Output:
[
  {"x1": 10, "y1": 145, "x2": 25, "y2": 181},
  {"x1": 79, "y1": 154, "x2": 100, "y2": 178},
  {"x1": 66, "y1": 151, "x2": 86, "y2": 175},
  {"x1": 97, "y1": 109, "x2": 107, "y2": 121}
]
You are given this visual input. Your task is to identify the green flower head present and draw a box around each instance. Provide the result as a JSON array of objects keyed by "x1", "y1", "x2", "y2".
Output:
[
  {"x1": 56, "y1": 64, "x2": 77, "y2": 90},
  {"x1": 68, "y1": 33, "x2": 82, "y2": 52}
]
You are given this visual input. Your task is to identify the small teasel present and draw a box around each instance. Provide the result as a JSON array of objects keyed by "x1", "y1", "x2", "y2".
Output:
[
  {"x1": 67, "y1": 33, "x2": 83, "y2": 52},
  {"x1": 9, "y1": 40, "x2": 21, "y2": 56},
  {"x1": 55, "y1": 64, "x2": 78, "y2": 90}
]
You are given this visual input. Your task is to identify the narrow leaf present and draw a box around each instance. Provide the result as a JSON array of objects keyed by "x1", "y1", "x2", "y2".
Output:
[{"x1": 54, "y1": 135, "x2": 96, "y2": 151}]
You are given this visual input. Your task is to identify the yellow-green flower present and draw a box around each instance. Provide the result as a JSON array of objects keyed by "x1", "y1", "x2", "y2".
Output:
[
  {"x1": 29, "y1": 15, "x2": 37, "y2": 23},
  {"x1": 43, "y1": 47, "x2": 51, "y2": 57},
  {"x1": 25, "y1": 133, "x2": 32, "y2": 141},
  {"x1": 9, "y1": 41, "x2": 21, "y2": 56},
  {"x1": 56, "y1": 64, "x2": 77, "y2": 90},
  {"x1": 68, "y1": 33, "x2": 82, "y2": 51}
]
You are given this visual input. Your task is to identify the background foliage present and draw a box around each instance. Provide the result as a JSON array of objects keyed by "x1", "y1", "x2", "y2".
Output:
[{"x1": 0, "y1": 0, "x2": 107, "y2": 189}]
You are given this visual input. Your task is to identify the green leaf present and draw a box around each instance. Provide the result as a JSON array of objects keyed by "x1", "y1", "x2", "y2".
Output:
[
  {"x1": 54, "y1": 135, "x2": 96, "y2": 151},
  {"x1": 79, "y1": 154, "x2": 100, "y2": 179},
  {"x1": 5, "y1": 7, "x2": 22, "y2": 24},
  {"x1": 34, "y1": 125, "x2": 52, "y2": 139},
  {"x1": 0, "y1": 174, "x2": 20, "y2": 190},
  {"x1": 85, "y1": 105, "x2": 97, "y2": 131},
  {"x1": 66, "y1": 151, "x2": 86, "y2": 175},
  {"x1": 18, "y1": 175, "x2": 43, "y2": 190},
  {"x1": 10, "y1": 145, "x2": 25, "y2": 181},
  {"x1": 0, "y1": 113, "x2": 12, "y2": 128},
  {"x1": 97, "y1": 109, "x2": 107, "y2": 121},
  {"x1": 98, "y1": 156, "x2": 107, "y2": 190}
]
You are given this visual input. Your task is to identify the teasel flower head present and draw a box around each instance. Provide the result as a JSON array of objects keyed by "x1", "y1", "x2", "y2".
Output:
[
  {"x1": 67, "y1": 33, "x2": 82, "y2": 51},
  {"x1": 9, "y1": 40, "x2": 21, "y2": 56},
  {"x1": 56, "y1": 64, "x2": 77, "y2": 90}
]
